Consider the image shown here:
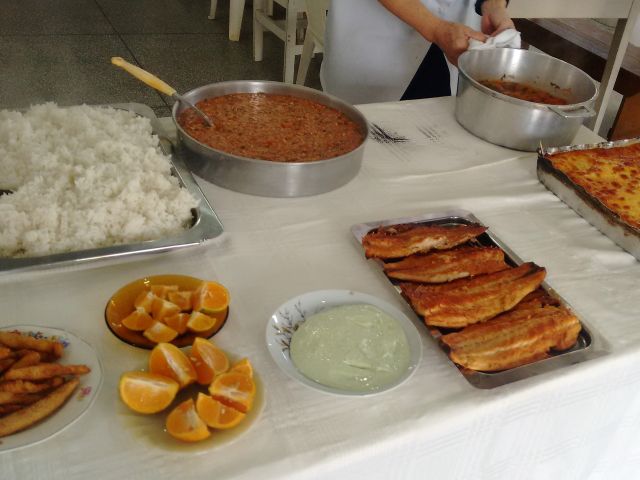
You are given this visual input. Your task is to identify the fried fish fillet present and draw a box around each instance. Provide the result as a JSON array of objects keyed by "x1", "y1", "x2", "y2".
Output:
[
  {"x1": 399, "y1": 263, "x2": 547, "y2": 328},
  {"x1": 441, "y1": 305, "x2": 581, "y2": 371},
  {"x1": 512, "y1": 288, "x2": 560, "y2": 310},
  {"x1": 383, "y1": 246, "x2": 509, "y2": 283},
  {"x1": 362, "y1": 223, "x2": 487, "y2": 259}
]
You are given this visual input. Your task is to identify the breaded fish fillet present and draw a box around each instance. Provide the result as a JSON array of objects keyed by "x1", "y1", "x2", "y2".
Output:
[
  {"x1": 383, "y1": 246, "x2": 509, "y2": 283},
  {"x1": 362, "y1": 223, "x2": 487, "y2": 259},
  {"x1": 512, "y1": 289, "x2": 560, "y2": 310},
  {"x1": 441, "y1": 305, "x2": 581, "y2": 371},
  {"x1": 400, "y1": 263, "x2": 547, "y2": 328}
]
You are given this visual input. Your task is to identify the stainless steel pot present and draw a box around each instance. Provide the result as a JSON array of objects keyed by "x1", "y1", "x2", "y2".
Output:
[
  {"x1": 172, "y1": 81, "x2": 369, "y2": 197},
  {"x1": 455, "y1": 48, "x2": 598, "y2": 151}
]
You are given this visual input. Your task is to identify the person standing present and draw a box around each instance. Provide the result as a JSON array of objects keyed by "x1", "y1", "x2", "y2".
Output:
[{"x1": 320, "y1": 0, "x2": 514, "y2": 104}]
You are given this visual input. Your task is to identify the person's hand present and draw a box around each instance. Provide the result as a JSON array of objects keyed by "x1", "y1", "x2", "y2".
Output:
[
  {"x1": 480, "y1": 0, "x2": 515, "y2": 36},
  {"x1": 433, "y1": 20, "x2": 487, "y2": 65}
]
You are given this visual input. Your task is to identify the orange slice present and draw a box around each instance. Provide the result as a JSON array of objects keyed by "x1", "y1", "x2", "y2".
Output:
[
  {"x1": 195, "y1": 393, "x2": 245, "y2": 429},
  {"x1": 189, "y1": 337, "x2": 230, "y2": 385},
  {"x1": 133, "y1": 290, "x2": 157, "y2": 314},
  {"x1": 149, "y1": 343, "x2": 197, "y2": 388},
  {"x1": 119, "y1": 371, "x2": 179, "y2": 414},
  {"x1": 121, "y1": 310, "x2": 154, "y2": 331},
  {"x1": 165, "y1": 398, "x2": 210, "y2": 442},
  {"x1": 164, "y1": 313, "x2": 190, "y2": 335},
  {"x1": 152, "y1": 298, "x2": 181, "y2": 321},
  {"x1": 150, "y1": 284, "x2": 179, "y2": 299},
  {"x1": 230, "y1": 358, "x2": 253, "y2": 378},
  {"x1": 143, "y1": 321, "x2": 179, "y2": 344},
  {"x1": 186, "y1": 311, "x2": 216, "y2": 333},
  {"x1": 167, "y1": 291, "x2": 193, "y2": 311},
  {"x1": 192, "y1": 281, "x2": 230, "y2": 315},
  {"x1": 209, "y1": 371, "x2": 255, "y2": 414}
]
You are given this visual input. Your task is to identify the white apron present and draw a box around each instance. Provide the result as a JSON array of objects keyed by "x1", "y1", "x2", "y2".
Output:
[{"x1": 320, "y1": 0, "x2": 480, "y2": 104}]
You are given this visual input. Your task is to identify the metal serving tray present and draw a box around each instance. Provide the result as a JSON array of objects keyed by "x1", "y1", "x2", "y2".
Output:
[
  {"x1": 538, "y1": 137, "x2": 640, "y2": 261},
  {"x1": 351, "y1": 209, "x2": 609, "y2": 389},
  {"x1": 0, "y1": 103, "x2": 223, "y2": 274}
]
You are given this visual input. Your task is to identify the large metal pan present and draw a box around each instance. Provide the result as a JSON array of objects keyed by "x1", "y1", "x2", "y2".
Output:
[
  {"x1": 172, "y1": 81, "x2": 369, "y2": 197},
  {"x1": 455, "y1": 49, "x2": 598, "y2": 151}
]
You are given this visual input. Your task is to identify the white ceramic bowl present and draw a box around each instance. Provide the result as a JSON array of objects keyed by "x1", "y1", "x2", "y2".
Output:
[{"x1": 266, "y1": 290, "x2": 422, "y2": 396}]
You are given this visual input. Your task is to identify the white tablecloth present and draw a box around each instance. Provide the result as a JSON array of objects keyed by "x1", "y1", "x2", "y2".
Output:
[{"x1": 2, "y1": 97, "x2": 640, "y2": 480}]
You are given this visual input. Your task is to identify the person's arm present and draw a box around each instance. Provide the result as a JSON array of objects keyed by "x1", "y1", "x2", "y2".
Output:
[
  {"x1": 378, "y1": 0, "x2": 486, "y2": 65},
  {"x1": 478, "y1": 0, "x2": 514, "y2": 36}
]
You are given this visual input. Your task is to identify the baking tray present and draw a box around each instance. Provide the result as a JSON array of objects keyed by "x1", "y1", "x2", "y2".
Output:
[
  {"x1": 351, "y1": 209, "x2": 609, "y2": 389},
  {"x1": 538, "y1": 137, "x2": 640, "y2": 261},
  {"x1": 0, "y1": 103, "x2": 224, "y2": 274}
]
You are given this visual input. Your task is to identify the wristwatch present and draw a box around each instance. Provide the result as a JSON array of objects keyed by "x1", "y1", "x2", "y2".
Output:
[{"x1": 474, "y1": 0, "x2": 510, "y2": 16}]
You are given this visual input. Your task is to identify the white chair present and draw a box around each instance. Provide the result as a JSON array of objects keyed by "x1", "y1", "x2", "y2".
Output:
[
  {"x1": 209, "y1": 0, "x2": 273, "y2": 42},
  {"x1": 295, "y1": 0, "x2": 329, "y2": 85},
  {"x1": 253, "y1": 0, "x2": 307, "y2": 83}
]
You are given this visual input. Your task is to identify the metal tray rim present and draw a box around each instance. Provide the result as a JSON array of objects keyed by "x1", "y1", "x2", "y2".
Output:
[{"x1": 538, "y1": 136, "x2": 640, "y2": 157}]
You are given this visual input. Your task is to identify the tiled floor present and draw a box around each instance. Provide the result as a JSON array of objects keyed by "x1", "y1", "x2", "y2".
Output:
[{"x1": 0, "y1": 0, "x2": 322, "y2": 117}]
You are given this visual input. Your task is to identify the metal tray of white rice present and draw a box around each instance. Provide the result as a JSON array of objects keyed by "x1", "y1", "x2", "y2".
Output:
[{"x1": 0, "y1": 102, "x2": 223, "y2": 273}]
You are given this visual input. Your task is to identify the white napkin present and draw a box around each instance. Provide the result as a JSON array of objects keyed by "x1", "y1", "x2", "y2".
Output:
[{"x1": 468, "y1": 28, "x2": 521, "y2": 50}]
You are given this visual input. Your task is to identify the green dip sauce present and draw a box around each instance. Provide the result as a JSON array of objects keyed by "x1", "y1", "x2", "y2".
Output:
[{"x1": 290, "y1": 304, "x2": 411, "y2": 392}]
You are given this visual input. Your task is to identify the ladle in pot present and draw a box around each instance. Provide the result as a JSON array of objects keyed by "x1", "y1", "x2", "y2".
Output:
[{"x1": 111, "y1": 56, "x2": 213, "y2": 127}]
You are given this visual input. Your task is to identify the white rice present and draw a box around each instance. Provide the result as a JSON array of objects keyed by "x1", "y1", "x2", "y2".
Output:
[{"x1": 0, "y1": 103, "x2": 198, "y2": 258}]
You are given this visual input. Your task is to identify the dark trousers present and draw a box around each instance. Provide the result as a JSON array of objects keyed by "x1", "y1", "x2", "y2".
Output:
[{"x1": 401, "y1": 43, "x2": 451, "y2": 100}]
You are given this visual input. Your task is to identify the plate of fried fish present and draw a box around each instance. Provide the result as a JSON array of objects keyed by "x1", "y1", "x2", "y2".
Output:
[
  {"x1": 0, "y1": 326, "x2": 102, "y2": 451},
  {"x1": 352, "y1": 209, "x2": 608, "y2": 388}
]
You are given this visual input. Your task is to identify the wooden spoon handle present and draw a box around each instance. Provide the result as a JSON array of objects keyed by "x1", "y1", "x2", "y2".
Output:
[{"x1": 111, "y1": 57, "x2": 176, "y2": 97}]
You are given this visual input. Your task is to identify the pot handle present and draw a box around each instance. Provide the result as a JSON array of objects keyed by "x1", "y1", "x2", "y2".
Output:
[{"x1": 549, "y1": 105, "x2": 595, "y2": 119}]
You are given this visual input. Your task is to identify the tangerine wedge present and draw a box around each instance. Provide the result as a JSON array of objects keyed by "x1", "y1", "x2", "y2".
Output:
[
  {"x1": 195, "y1": 392, "x2": 245, "y2": 430},
  {"x1": 186, "y1": 311, "x2": 216, "y2": 333},
  {"x1": 230, "y1": 358, "x2": 253, "y2": 378},
  {"x1": 165, "y1": 398, "x2": 210, "y2": 442},
  {"x1": 121, "y1": 310, "x2": 154, "y2": 331},
  {"x1": 119, "y1": 371, "x2": 179, "y2": 414},
  {"x1": 143, "y1": 321, "x2": 178, "y2": 344},
  {"x1": 164, "y1": 313, "x2": 190, "y2": 335},
  {"x1": 209, "y1": 371, "x2": 255, "y2": 414},
  {"x1": 167, "y1": 291, "x2": 193, "y2": 311},
  {"x1": 133, "y1": 290, "x2": 157, "y2": 314},
  {"x1": 149, "y1": 343, "x2": 197, "y2": 388},
  {"x1": 152, "y1": 298, "x2": 181, "y2": 321},
  {"x1": 150, "y1": 284, "x2": 179, "y2": 299},
  {"x1": 189, "y1": 338, "x2": 229, "y2": 385},
  {"x1": 192, "y1": 281, "x2": 230, "y2": 315}
]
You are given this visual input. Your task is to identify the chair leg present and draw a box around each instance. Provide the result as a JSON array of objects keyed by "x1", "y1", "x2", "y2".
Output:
[
  {"x1": 208, "y1": 0, "x2": 218, "y2": 19},
  {"x1": 283, "y1": 4, "x2": 297, "y2": 83},
  {"x1": 253, "y1": 0, "x2": 265, "y2": 61},
  {"x1": 296, "y1": 34, "x2": 315, "y2": 85},
  {"x1": 229, "y1": 0, "x2": 245, "y2": 41},
  {"x1": 267, "y1": 0, "x2": 274, "y2": 16}
]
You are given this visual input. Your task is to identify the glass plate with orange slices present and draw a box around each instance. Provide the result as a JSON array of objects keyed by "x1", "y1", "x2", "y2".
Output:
[
  {"x1": 105, "y1": 274, "x2": 230, "y2": 349},
  {"x1": 117, "y1": 339, "x2": 264, "y2": 450}
]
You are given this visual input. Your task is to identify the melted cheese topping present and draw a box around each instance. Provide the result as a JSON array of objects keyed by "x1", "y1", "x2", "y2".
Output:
[{"x1": 548, "y1": 143, "x2": 640, "y2": 229}]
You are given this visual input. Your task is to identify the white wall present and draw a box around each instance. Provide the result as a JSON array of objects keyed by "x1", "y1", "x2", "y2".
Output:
[{"x1": 631, "y1": 14, "x2": 640, "y2": 46}]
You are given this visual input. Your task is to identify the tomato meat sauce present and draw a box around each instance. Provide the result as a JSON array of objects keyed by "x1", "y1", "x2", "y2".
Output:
[
  {"x1": 177, "y1": 93, "x2": 364, "y2": 162},
  {"x1": 478, "y1": 80, "x2": 569, "y2": 105}
]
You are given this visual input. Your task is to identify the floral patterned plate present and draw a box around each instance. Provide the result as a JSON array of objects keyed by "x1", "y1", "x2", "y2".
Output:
[
  {"x1": 265, "y1": 290, "x2": 422, "y2": 396},
  {"x1": 0, "y1": 325, "x2": 103, "y2": 452}
]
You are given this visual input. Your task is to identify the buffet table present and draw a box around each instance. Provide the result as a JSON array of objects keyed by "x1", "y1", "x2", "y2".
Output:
[{"x1": 2, "y1": 96, "x2": 640, "y2": 479}]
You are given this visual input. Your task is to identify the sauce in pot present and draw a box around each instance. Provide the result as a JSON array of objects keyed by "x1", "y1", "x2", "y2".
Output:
[
  {"x1": 478, "y1": 79, "x2": 569, "y2": 105},
  {"x1": 177, "y1": 93, "x2": 364, "y2": 162}
]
